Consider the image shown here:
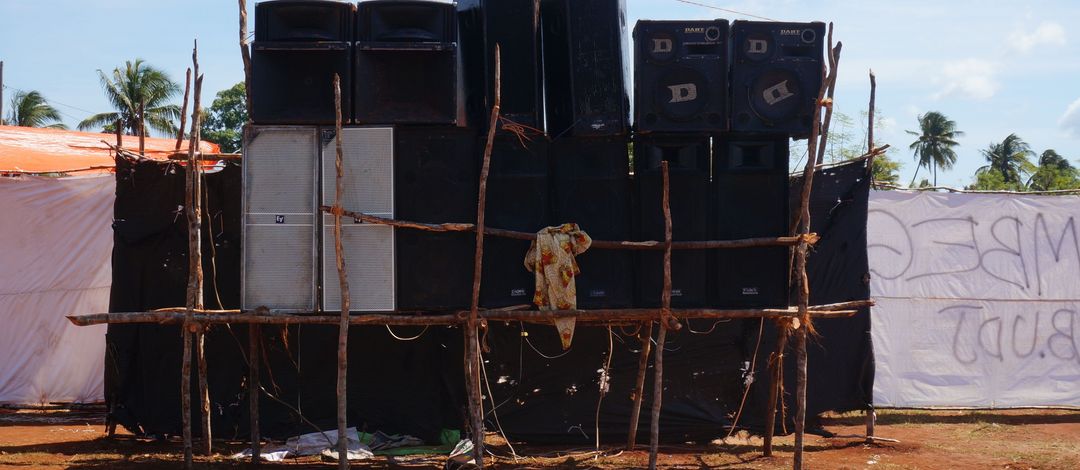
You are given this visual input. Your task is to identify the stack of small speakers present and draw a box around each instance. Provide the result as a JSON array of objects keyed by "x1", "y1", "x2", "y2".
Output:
[
  {"x1": 242, "y1": 0, "x2": 824, "y2": 313},
  {"x1": 634, "y1": 19, "x2": 824, "y2": 309}
]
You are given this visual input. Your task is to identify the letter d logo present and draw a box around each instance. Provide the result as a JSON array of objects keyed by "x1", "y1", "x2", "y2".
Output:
[
  {"x1": 748, "y1": 38, "x2": 768, "y2": 54},
  {"x1": 668, "y1": 83, "x2": 698, "y2": 103},
  {"x1": 652, "y1": 38, "x2": 673, "y2": 54}
]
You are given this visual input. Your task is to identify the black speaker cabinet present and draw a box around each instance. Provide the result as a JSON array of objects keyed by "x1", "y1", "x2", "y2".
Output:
[
  {"x1": 711, "y1": 135, "x2": 790, "y2": 308},
  {"x1": 459, "y1": 0, "x2": 543, "y2": 131},
  {"x1": 251, "y1": 42, "x2": 352, "y2": 124},
  {"x1": 634, "y1": 135, "x2": 710, "y2": 308},
  {"x1": 634, "y1": 20, "x2": 729, "y2": 133},
  {"x1": 255, "y1": 0, "x2": 355, "y2": 42},
  {"x1": 355, "y1": 1, "x2": 461, "y2": 125},
  {"x1": 395, "y1": 127, "x2": 479, "y2": 311},
  {"x1": 357, "y1": 0, "x2": 456, "y2": 42},
  {"x1": 480, "y1": 137, "x2": 550, "y2": 308},
  {"x1": 551, "y1": 137, "x2": 633, "y2": 308},
  {"x1": 730, "y1": 21, "x2": 825, "y2": 138},
  {"x1": 541, "y1": 0, "x2": 630, "y2": 137}
]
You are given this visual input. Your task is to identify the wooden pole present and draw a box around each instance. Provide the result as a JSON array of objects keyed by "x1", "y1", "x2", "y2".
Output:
[
  {"x1": 115, "y1": 119, "x2": 122, "y2": 149},
  {"x1": 176, "y1": 68, "x2": 191, "y2": 151},
  {"x1": 814, "y1": 31, "x2": 842, "y2": 165},
  {"x1": 331, "y1": 74, "x2": 350, "y2": 470},
  {"x1": 239, "y1": 0, "x2": 254, "y2": 119},
  {"x1": 866, "y1": 70, "x2": 877, "y2": 178},
  {"x1": 793, "y1": 24, "x2": 840, "y2": 470},
  {"x1": 762, "y1": 327, "x2": 789, "y2": 457},
  {"x1": 625, "y1": 321, "x2": 653, "y2": 450},
  {"x1": 190, "y1": 40, "x2": 211, "y2": 458},
  {"x1": 249, "y1": 323, "x2": 261, "y2": 463},
  {"x1": 138, "y1": 101, "x2": 146, "y2": 156},
  {"x1": 466, "y1": 44, "x2": 501, "y2": 469},
  {"x1": 648, "y1": 162, "x2": 673, "y2": 470},
  {"x1": 181, "y1": 38, "x2": 205, "y2": 469}
]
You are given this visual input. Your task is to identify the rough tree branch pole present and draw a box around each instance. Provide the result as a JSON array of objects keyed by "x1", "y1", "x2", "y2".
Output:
[{"x1": 332, "y1": 73, "x2": 351, "y2": 470}]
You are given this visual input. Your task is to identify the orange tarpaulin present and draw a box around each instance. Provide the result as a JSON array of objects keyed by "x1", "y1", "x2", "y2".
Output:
[{"x1": 0, "y1": 125, "x2": 221, "y2": 174}]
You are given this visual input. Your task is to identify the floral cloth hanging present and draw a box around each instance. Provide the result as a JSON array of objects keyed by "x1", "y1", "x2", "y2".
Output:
[{"x1": 524, "y1": 223, "x2": 592, "y2": 349}]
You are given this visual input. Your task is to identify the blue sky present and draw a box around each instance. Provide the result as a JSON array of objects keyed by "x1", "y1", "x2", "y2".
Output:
[{"x1": 2, "y1": 0, "x2": 1078, "y2": 187}]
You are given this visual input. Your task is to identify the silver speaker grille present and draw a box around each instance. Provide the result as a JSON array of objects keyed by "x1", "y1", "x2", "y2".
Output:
[
  {"x1": 322, "y1": 217, "x2": 395, "y2": 312},
  {"x1": 321, "y1": 127, "x2": 394, "y2": 216},
  {"x1": 242, "y1": 126, "x2": 318, "y2": 311}
]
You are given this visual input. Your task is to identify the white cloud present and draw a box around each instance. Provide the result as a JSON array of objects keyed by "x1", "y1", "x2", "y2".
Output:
[
  {"x1": 1008, "y1": 21, "x2": 1066, "y2": 53},
  {"x1": 1060, "y1": 98, "x2": 1080, "y2": 138},
  {"x1": 931, "y1": 58, "x2": 1000, "y2": 101}
]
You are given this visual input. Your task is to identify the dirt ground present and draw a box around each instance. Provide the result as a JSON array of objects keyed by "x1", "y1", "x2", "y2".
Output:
[{"x1": 1, "y1": 408, "x2": 1078, "y2": 469}]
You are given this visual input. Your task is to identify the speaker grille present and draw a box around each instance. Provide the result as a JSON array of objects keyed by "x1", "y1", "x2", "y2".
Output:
[
  {"x1": 322, "y1": 219, "x2": 396, "y2": 312},
  {"x1": 321, "y1": 127, "x2": 396, "y2": 312},
  {"x1": 242, "y1": 126, "x2": 318, "y2": 311},
  {"x1": 321, "y1": 127, "x2": 394, "y2": 216}
]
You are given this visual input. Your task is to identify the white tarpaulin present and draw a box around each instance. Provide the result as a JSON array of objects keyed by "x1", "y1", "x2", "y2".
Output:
[
  {"x1": 869, "y1": 190, "x2": 1080, "y2": 407},
  {"x1": 0, "y1": 174, "x2": 112, "y2": 404}
]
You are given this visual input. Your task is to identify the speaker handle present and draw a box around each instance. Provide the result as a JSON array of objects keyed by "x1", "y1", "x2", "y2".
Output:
[
  {"x1": 356, "y1": 42, "x2": 456, "y2": 52},
  {"x1": 253, "y1": 41, "x2": 350, "y2": 51}
]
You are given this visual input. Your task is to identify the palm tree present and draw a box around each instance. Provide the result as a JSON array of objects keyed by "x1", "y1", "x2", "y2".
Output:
[
  {"x1": 6, "y1": 90, "x2": 67, "y2": 129},
  {"x1": 78, "y1": 59, "x2": 181, "y2": 136},
  {"x1": 906, "y1": 111, "x2": 963, "y2": 186},
  {"x1": 1027, "y1": 149, "x2": 1078, "y2": 191},
  {"x1": 977, "y1": 134, "x2": 1035, "y2": 189}
]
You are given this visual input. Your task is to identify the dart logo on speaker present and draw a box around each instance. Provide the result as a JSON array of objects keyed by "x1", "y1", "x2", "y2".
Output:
[
  {"x1": 747, "y1": 38, "x2": 768, "y2": 54},
  {"x1": 651, "y1": 38, "x2": 672, "y2": 54},
  {"x1": 762, "y1": 80, "x2": 794, "y2": 106},
  {"x1": 668, "y1": 83, "x2": 698, "y2": 103}
]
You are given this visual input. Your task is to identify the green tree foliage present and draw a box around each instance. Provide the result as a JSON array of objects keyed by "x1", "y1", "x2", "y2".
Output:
[
  {"x1": 1027, "y1": 149, "x2": 1079, "y2": 191},
  {"x1": 200, "y1": 82, "x2": 247, "y2": 153},
  {"x1": 976, "y1": 134, "x2": 1035, "y2": 190},
  {"x1": 6, "y1": 90, "x2": 67, "y2": 129},
  {"x1": 967, "y1": 168, "x2": 1012, "y2": 190},
  {"x1": 871, "y1": 153, "x2": 902, "y2": 186},
  {"x1": 78, "y1": 59, "x2": 181, "y2": 136},
  {"x1": 906, "y1": 111, "x2": 963, "y2": 186}
]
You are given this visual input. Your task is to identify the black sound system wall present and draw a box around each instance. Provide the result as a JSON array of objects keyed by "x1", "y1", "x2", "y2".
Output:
[{"x1": 107, "y1": 0, "x2": 865, "y2": 447}]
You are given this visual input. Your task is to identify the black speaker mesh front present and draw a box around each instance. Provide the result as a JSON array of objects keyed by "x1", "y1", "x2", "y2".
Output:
[
  {"x1": 711, "y1": 136, "x2": 790, "y2": 308},
  {"x1": 480, "y1": 138, "x2": 550, "y2": 308},
  {"x1": 730, "y1": 21, "x2": 824, "y2": 137},
  {"x1": 395, "y1": 128, "x2": 478, "y2": 310},
  {"x1": 634, "y1": 20, "x2": 729, "y2": 133},
  {"x1": 251, "y1": 44, "x2": 351, "y2": 125},
  {"x1": 354, "y1": 45, "x2": 459, "y2": 125},
  {"x1": 634, "y1": 136, "x2": 710, "y2": 307},
  {"x1": 551, "y1": 137, "x2": 633, "y2": 308}
]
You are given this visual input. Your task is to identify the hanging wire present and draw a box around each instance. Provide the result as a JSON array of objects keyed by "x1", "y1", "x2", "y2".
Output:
[
  {"x1": 385, "y1": 324, "x2": 430, "y2": 341},
  {"x1": 670, "y1": 0, "x2": 779, "y2": 21},
  {"x1": 520, "y1": 323, "x2": 574, "y2": 359}
]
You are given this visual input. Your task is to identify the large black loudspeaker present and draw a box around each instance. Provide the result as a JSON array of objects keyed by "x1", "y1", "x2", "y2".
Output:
[
  {"x1": 551, "y1": 137, "x2": 633, "y2": 308},
  {"x1": 251, "y1": 1, "x2": 355, "y2": 124},
  {"x1": 634, "y1": 20, "x2": 730, "y2": 133},
  {"x1": 480, "y1": 137, "x2": 550, "y2": 307},
  {"x1": 712, "y1": 136, "x2": 790, "y2": 308},
  {"x1": 730, "y1": 21, "x2": 825, "y2": 138},
  {"x1": 635, "y1": 135, "x2": 709, "y2": 307},
  {"x1": 541, "y1": 0, "x2": 631, "y2": 137},
  {"x1": 394, "y1": 127, "x2": 478, "y2": 311},
  {"x1": 459, "y1": 0, "x2": 543, "y2": 131},
  {"x1": 355, "y1": 0, "x2": 461, "y2": 125}
]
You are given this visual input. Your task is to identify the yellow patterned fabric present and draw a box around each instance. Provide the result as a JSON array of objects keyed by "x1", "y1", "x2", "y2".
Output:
[{"x1": 524, "y1": 223, "x2": 592, "y2": 349}]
